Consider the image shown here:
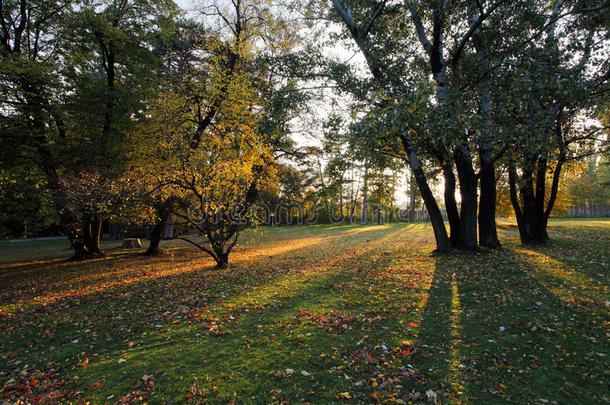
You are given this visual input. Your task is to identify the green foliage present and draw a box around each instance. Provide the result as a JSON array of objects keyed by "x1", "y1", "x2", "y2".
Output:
[
  {"x1": 566, "y1": 156, "x2": 610, "y2": 206},
  {"x1": 0, "y1": 167, "x2": 56, "y2": 239}
]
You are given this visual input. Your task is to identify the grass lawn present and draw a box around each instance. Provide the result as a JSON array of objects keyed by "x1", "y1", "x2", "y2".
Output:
[
  {"x1": 0, "y1": 220, "x2": 608, "y2": 404},
  {"x1": 0, "y1": 235, "x2": 212, "y2": 265}
]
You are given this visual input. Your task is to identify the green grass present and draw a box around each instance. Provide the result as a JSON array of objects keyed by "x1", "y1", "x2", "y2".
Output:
[
  {"x1": 0, "y1": 225, "x2": 346, "y2": 264},
  {"x1": 0, "y1": 234, "x2": 218, "y2": 265},
  {"x1": 0, "y1": 220, "x2": 608, "y2": 404}
]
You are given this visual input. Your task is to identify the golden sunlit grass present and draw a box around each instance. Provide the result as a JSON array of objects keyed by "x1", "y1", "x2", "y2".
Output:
[{"x1": 0, "y1": 220, "x2": 608, "y2": 404}]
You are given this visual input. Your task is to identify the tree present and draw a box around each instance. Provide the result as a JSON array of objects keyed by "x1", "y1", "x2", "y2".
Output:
[
  {"x1": 0, "y1": 0, "x2": 177, "y2": 258},
  {"x1": 318, "y1": 1, "x2": 490, "y2": 249},
  {"x1": 305, "y1": 0, "x2": 608, "y2": 251},
  {"x1": 498, "y1": 0, "x2": 609, "y2": 243},
  {"x1": 0, "y1": 166, "x2": 57, "y2": 239},
  {"x1": 566, "y1": 156, "x2": 610, "y2": 207},
  {"x1": 0, "y1": 0, "x2": 80, "y2": 252},
  {"x1": 332, "y1": 0, "x2": 454, "y2": 250},
  {"x1": 136, "y1": 0, "x2": 302, "y2": 267}
]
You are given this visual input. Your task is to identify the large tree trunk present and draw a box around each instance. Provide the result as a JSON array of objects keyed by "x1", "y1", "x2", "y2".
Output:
[
  {"x1": 87, "y1": 214, "x2": 103, "y2": 254},
  {"x1": 401, "y1": 133, "x2": 451, "y2": 252},
  {"x1": 478, "y1": 148, "x2": 501, "y2": 248},
  {"x1": 73, "y1": 214, "x2": 104, "y2": 259},
  {"x1": 214, "y1": 251, "x2": 229, "y2": 269},
  {"x1": 520, "y1": 167, "x2": 537, "y2": 244},
  {"x1": 408, "y1": 171, "x2": 416, "y2": 222},
  {"x1": 454, "y1": 144, "x2": 479, "y2": 249},
  {"x1": 477, "y1": 138, "x2": 501, "y2": 248},
  {"x1": 510, "y1": 158, "x2": 550, "y2": 245},
  {"x1": 361, "y1": 164, "x2": 368, "y2": 225},
  {"x1": 440, "y1": 160, "x2": 461, "y2": 246},
  {"x1": 145, "y1": 199, "x2": 174, "y2": 255},
  {"x1": 145, "y1": 209, "x2": 167, "y2": 256},
  {"x1": 508, "y1": 157, "x2": 528, "y2": 242},
  {"x1": 472, "y1": 25, "x2": 501, "y2": 249},
  {"x1": 146, "y1": 220, "x2": 164, "y2": 255}
]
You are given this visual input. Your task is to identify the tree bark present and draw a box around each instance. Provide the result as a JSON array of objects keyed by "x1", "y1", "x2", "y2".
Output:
[
  {"x1": 361, "y1": 163, "x2": 368, "y2": 225},
  {"x1": 478, "y1": 146, "x2": 501, "y2": 248},
  {"x1": 510, "y1": 158, "x2": 549, "y2": 245},
  {"x1": 146, "y1": 208, "x2": 167, "y2": 256},
  {"x1": 215, "y1": 251, "x2": 229, "y2": 269},
  {"x1": 440, "y1": 160, "x2": 461, "y2": 246},
  {"x1": 454, "y1": 144, "x2": 479, "y2": 249},
  {"x1": 508, "y1": 157, "x2": 528, "y2": 243},
  {"x1": 471, "y1": 16, "x2": 501, "y2": 249},
  {"x1": 401, "y1": 133, "x2": 451, "y2": 252},
  {"x1": 88, "y1": 215, "x2": 102, "y2": 254},
  {"x1": 476, "y1": 108, "x2": 501, "y2": 248},
  {"x1": 408, "y1": 171, "x2": 416, "y2": 222},
  {"x1": 77, "y1": 214, "x2": 103, "y2": 259},
  {"x1": 146, "y1": 219, "x2": 164, "y2": 255}
]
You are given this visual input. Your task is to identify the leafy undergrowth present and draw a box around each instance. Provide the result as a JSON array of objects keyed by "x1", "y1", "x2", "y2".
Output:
[{"x1": 0, "y1": 220, "x2": 608, "y2": 404}]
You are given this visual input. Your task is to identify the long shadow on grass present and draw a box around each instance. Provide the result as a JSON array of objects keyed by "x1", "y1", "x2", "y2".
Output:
[
  {"x1": 496, "y1": 221, "x2": 609, "y2": 287},
  {"x1": 1, "y1": 224, "x2": 421, "y2": 403},
  {"x1": 520, "y1": 239, "x2": 610, "y2": 287},
  {"x1": 68, "y1": 224, "x2": 427, "y2": 403},
  {"x1": 0, "y1": 225, "x2": 405, "y2": 332},
  {"x1": 0, "y1": 224, "x2": 380, "y2": 280},
  {"x1": 413, "y1": 254, "x2": 466, "y2": 402},
  {"x1": 0, "y1": 225, "x2": 398, "y2": 312},
  {"x1": 418, "y1": 249, "x2": 609, "y2": 404}
]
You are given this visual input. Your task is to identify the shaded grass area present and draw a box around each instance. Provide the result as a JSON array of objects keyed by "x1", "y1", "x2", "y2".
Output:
[
  {"x1": 0, "y1": 234, "x2": 214, "y2": 265},
  {"x1": 0, "y1": 238, "x2": 75, "y2": 264},
  {"x1": 0, "y1": 223, "x2": 375, "y2": 265},
  {"x1": 0, "y1": 220, "x2": 608, "y2": 404}
]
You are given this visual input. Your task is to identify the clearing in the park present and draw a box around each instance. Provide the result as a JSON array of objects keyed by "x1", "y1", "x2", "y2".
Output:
[{"x1": 0, "y1": 219, "x2": 608, "y2": 404}]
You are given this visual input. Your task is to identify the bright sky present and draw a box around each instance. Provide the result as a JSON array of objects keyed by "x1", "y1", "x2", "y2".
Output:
[{"x1": 175, "y1": 0, "x2": 198, "y2": 11}]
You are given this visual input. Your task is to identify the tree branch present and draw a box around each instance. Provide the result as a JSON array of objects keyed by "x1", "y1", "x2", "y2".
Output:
[
  {"x1": 405, "y1": 1, "x2": 433, "y2": 57},
  {"x1": 363, "y1": 1, "x2": 386, "y2": 38},
  {"x1": 171, "y1": 236, "x2": 219, "y2": 262},
  {"x1": 450, "y1": 0, "x2": 506, "y2": 67}
]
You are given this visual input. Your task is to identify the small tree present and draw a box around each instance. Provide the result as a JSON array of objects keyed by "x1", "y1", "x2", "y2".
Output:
[{"x1": 136, "y1": 0, "x2": 300, "y2": 267}]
